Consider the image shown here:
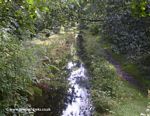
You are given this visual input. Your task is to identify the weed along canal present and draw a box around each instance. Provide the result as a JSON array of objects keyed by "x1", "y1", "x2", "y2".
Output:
[{"x1": 62, "y1": 61, "x2": 93, "y2": 116}]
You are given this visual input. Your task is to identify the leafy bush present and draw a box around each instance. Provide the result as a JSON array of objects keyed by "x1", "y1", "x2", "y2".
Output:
[
  {"x1": 91, "y1": 1, "x2": 150, "y2": 60},
  {"x1": 88, "y1": 24, "x2": 100, "y2": 35},
  {"x1": 131, "y1": 0, "x2": 150, "y2": 17},
  {"x1": 0, "y1": 31, "x2": 35, "y2": 113},
  {"x1": 90, "y1": 57, "x2": 118, "y2": 113}
]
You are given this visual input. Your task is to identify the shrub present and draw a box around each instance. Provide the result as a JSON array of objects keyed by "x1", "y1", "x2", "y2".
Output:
[
  {"x1": 102, "y1": 1, "x2": 150, "y2": 58},
  {"x1": 0, "y1": 31, "x2": 35, "y2": 113},
  {"x1": 88, "y1": 24, "x2": 100, "y2": 35}
]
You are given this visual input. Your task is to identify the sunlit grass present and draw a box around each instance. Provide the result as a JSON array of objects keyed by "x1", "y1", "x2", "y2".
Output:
[
  {"x1": 23, "y1": 29, "x2": 77, "y2": 89},
  {"x1": 31, "y1": 34, "x2": 61, "y2": 45}
]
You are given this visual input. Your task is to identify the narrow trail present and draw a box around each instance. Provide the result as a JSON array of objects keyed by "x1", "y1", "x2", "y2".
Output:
[
  {"x1": 62, "y1": 62, "x2": 93, "y2": 116},
  {"x1": 105, "y1": 50, "x2": 146, "y2": 92}
]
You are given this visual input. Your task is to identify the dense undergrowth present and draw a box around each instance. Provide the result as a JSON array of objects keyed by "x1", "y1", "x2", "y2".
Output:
[
  {"x1": 27, "y1": 29, "x2": 76, "y2": 116},
  {"x1": 0, "y1": 31, "x2": 35, "y2": 115},
  {"x1": 0, "y1": 0, "x2": 78, "y2": 115},
  {"x1": 79, "y1": 30, "x2": 149, "y2": 116},
  {"x1": 0, "y1": 27, "x2": 76, "y2": 115}
]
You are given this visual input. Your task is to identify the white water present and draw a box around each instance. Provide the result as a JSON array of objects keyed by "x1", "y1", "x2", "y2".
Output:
[{"x1": 62, "y1": 62, "x2": 92, "y2": 116}]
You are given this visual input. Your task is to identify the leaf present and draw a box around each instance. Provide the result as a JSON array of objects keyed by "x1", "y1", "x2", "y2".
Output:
[
  {"x1": 48, "y1": 65, "x2": 60, "y2": 71},
  {"x1": 27, "y1": 0, "x2": 34, "y2": 5}
]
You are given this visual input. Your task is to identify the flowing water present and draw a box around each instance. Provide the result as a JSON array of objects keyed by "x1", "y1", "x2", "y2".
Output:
[{"x1": 62, "y1": 62, "x2": 93, "y2": 116}]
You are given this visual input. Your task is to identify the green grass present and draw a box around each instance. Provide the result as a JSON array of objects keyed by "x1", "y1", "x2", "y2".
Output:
[
  {"x1": 113, "y1": 82, "x2": 148, "y2": 116},
  {"x1": 81, "y1": 29, "x2": 149, "y2": 116},
  {"x1": 110, "y1": 51, "x2": 141, "y2": 78},
  {"x1": 122, "y1": 64, "x2": 140, "y2": 78},
  {"x1": 108, "y1": 50, "x2": 150, "y2": 90}
]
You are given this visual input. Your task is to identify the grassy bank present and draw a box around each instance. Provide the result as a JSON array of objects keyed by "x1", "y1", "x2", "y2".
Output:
[
  {"x1": 80, "y1": 30, "x2": 149, "y2": 116},
  {"x1": 24, "y1": 28, "x2": 77, "y2": 116},
  {"x1": 103, "y1": 45, "x2": 150, "y2": 91}
]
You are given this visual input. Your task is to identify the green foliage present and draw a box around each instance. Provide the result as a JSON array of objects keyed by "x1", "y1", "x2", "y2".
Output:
[
  {"x1": 80, "y1": 0, "x2": 150, "y2": 61},
  {"x1": 101, "y1": 1, "x2": 150, "y2": 60},
  {"x1": 0, "y1": 0, "x2": 150, "y2": 115},
  {"x1": 0, "y1": 0, "x2": 86, "y2": 113},
  {"x1": 88, "y1": 23, "x2": 99, "y2": 35},
  {"x1": 82, "y1": 30, "x2": 149, "y2": 115},
  {"x1": 0, "y1": 0, "x2": 36, "y2": 40},
  {"x1": 90, "y1": 57, "x2": 118, "y2": 112},
  {"x1": 96, "y1": 0, "x2": 150, "y2": 90},
  {"x1": 0, "y1": 0, "x2": 81, "y2": 38},
  {"x1": 131, "y1": 0, "x2": 150, "y2": 17},
  {"x1": 90, "y1": 56, "x2": 148, "y2": 115},
  {"x1": 0, "y1": 31, "x2": 35, "y2": 113}
]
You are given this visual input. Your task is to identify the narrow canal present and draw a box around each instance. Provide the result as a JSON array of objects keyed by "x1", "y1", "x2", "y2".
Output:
[{"x1": 62, "y1": 61, "x2": 93, "y2": 116}]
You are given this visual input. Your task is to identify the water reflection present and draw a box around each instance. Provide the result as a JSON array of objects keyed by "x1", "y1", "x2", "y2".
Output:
[{"x1": 62, "y1": 62, "x2": 92, "y2": 116}]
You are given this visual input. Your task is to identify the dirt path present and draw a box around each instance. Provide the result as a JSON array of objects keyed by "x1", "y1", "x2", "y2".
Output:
[{"x1": 105, "y1": 50, "x2": 146, "y2": 93}]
